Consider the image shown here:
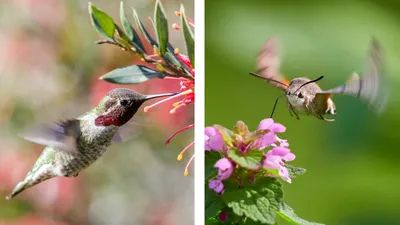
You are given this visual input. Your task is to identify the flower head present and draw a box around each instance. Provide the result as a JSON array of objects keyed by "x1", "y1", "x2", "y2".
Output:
[
  {"x1": 255, "y1": 118, "x2": 288, "y2": 150},
  {"x1": 215, "y1": 158, "x2": 233, "y2": 180},
  {"x1": 208, "y1": 179, "x2": 224, "y2": 194},
  {"x1": 264, "y1": 147, "x2": 296, "y2": 183},
  {"x1": 205, "y1": 127, "x2": 226, "y2": 151}
]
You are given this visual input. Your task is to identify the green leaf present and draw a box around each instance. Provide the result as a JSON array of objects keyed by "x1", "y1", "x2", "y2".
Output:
[
  {"x1": 119, "y1": 2, "x2": 145, "y2": 53},
  {"x1": 132, "y1": 8, "x2": 158, "y2": 48},
  {"x1": 227, "y1": 149, "x2": 263, "y2": 170},
  {"x1": 205, "y1": 150, "x2": 221, "y2": 180},
  {"x1": 180, "y1": 4, "x2": 195, "y2": 67},
  {"x1": 277, "y1": 202, "x2": 324, "y2": 225},
  {"x1": 154, "y1": 0, "x2": 169, "y2": 55},
  {"x1": 222, "y1": 178, "x2": 283, "y2": 224},
  {"x1": 205, "y1": 186, "x2": 226, "y2": 220},
  {"x1": 285, "y1": 164, "x2": 307, "y2": 178},
  {"x1": 100, "y1": 65, "x2": 165, "y2": 84},
  {"x1": 88, "y1": 3, "x2": 115, "y2": 40}
]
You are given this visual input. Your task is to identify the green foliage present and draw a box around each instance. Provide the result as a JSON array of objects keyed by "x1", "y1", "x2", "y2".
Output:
[
  {"x1": 88, "y1": 1, "x2": 194, "y2": 85},
  {"x1": 277, "y1": 202, "x2": 324, "y2": 225},
  {"x1": 222, "y1": 178, "x2": 283, "y2": 224},
  {"x1": 100, "y1": 65, "x2": 165, "y2": 84},
  {"x1": 89, "y1": 3, "x2": 116, "y2": 41},
  {"x1": 180, "y1": 4, "x2": 195, "y2": 67},
  {"x1": 205, "y1": 150, "x2": 221, "y2": 180},
  {"x1": 285, "y1": 164, "x2": 306, "y2": 178},
  {"x1": 227, "y1": 148, "x2": 263, "y2": 170},
  {"x1": 154, "y1": 0, "x2": 169, "y2": 55}
]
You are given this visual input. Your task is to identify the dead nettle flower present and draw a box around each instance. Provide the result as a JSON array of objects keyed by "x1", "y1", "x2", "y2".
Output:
[
  {"x1": 206, "y1": 118, "x2": 297, "y2": 194},
  {"x1": 144, "y1": 11, "x2": 195, "y2": 177}
]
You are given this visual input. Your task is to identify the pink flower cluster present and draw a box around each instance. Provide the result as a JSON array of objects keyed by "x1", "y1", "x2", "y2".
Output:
[{"x1": 206, "y1": 119, "x2": 296, "y2": 194}]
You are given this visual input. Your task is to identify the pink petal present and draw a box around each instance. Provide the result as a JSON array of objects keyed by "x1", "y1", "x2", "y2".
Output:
[
  {"x1": 270, "y1": 123, "x2": 286, "y2": 133},
  {"x1": 282, "y1": 152, "x2": 296, "y2": 161},
  {"x1": 258, "y1": 118, "x2": 274, "y2": 130},
  {"x1": 271, "y1": 147, "x2": 291, "y2": 156}
]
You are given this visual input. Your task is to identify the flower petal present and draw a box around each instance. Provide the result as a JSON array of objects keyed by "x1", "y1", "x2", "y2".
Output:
[
  {"x1": 258, "y1": 118, "x2": 274, "y2": 130},
  {"x1": 282, "y1": 152, "x2": 296, "y2": 161},
  {"x1": 271, "y1": 147, "x2": 291, "y2": 156},
  {"x1": 215, "y1": 158, "x2": 233, "y2": 180},
  {"x1": 270, "y1": 123, "x2": 286, "y2": 133}
]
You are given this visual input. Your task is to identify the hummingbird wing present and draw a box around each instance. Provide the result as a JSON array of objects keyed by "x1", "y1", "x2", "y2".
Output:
[
  {"x1": 19, "y1": 119, "x2": 81, "y2": 154},
  {"x1": 255, "y1": 36, "x2": 290, "y2": 90},
  {"x1": 317, "y1": 38, "x2": 390, "y2": 114}
]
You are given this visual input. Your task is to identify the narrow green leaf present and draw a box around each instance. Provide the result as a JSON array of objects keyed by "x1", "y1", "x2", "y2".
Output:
[
  {"x1": 100, "y1": 65, "x2": 165, "y2": 84},
  {"x1": 132, "y1": 8, "x2": 158, "y2": 48},
  {"x1": 227, "y1": 149, "x2": 263, "y2": 170},
  {"x1": 119, "y1": 2, "x2": 145, "y2": 53},
  {"x1": 154, "y1": 0, "x2": 169, "y2": 55},
  {"x1": 222, "y1": 178, "x2": 283, "y2": 224},
  {"x1": 88, "y1": 3, "x2": 115, "y2": 40},
  {"x1": 277, "y1": 202, "x2": 324, "y2": 225},
  {"x1": 180, "y1": 4, "x2": 195, "y2": 67},
  {"x1": 285, "y1": 164, "x2": 307, "y2": 178}
]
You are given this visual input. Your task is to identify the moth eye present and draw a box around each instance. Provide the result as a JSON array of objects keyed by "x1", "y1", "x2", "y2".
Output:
[
  {"x1": 298, "y1": 93, "x2": 303, "y2": 98},
  {"x1": 119, "y1": 99, "x2": 129, "y2": 106}
]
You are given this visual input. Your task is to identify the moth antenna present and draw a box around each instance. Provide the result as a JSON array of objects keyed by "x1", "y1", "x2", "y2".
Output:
[
  {"x1": 293, "y1": 76, "x2": 324, "y2": 95},
  {"x1": 249, "y1": 72, "x2": 289, "y2": 89},
  {"x1": 270, "y1": 94, "x2": 286, "y2": 118}
]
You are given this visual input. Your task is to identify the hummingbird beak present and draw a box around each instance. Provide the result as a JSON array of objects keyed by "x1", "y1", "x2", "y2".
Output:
[{"x1": 144, "y1": 92, "x2": 179, "y2": 101}]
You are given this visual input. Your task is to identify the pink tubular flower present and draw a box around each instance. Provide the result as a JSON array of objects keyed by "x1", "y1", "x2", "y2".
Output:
[
  {"x1": 208, "y1": 179, "x2": 224, "y2": 194},
  {"x1": 205, "y1": 127, "x2": 226, "y2": 151},
  {"x1": 255, "y1": 118, "x2": 289, "y2": 150},
  {"x1": 148, "y1": 12, "x2": 195, "y2": 176},
  {"x1": 215, "y1": 158, "x2": 233, "y2": 180},
  {"x1": 264, "y1": 147, "x2": 296, "y2": 183}
]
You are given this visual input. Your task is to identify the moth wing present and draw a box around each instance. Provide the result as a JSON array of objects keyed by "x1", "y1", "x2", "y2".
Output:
[
  {"x1": 256, "y1": 36, "x2": 290, "y2": 90},
  {"x1": 19, "y1": 119, "x2": 81, "y2": 154},
  {"x1": 320, "y1": 38, "x2": 390, "y2": 114}
]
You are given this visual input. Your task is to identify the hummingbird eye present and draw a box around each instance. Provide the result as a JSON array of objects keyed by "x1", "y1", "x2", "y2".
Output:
[
  {"x1": 298, "y1": 93, "x2": 304, "y2": 98},
  {"x1": 119, "y1": 99, "x2": 129, "y2": 106}
]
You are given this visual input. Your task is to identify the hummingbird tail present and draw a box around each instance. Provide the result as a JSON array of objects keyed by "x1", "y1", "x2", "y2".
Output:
[
  {"x1": 6, "y1": 181, "x2": 28, "y2": 200},
  {"x1": 6, "y1": 165, "x2": 56, "y2": 200}
]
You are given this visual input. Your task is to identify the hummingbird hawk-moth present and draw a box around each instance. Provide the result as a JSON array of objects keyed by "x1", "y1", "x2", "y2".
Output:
[{"x1": 249, "y1": 37, "x2": 390, "y2": 122}]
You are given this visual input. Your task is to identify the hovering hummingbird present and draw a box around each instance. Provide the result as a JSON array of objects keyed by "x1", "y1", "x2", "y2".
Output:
[
  {"x1": 249, "y1": 37, "x2": 389, "y2": 122},
  {"x1": 6, "y1": 88, "x2": 177, "y2": 200}
]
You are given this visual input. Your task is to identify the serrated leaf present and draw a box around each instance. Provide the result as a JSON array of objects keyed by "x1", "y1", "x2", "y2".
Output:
[
  {"x1": 277, "y1": 202, "x2": 324, "y2": 225},
  {"x1": 100, "y1": 65, "x2": 165, "y2": 84},
  {"x1": 132, "y1": 8, "x2": 158, "y2": 48},
  {"x1": 89, "y1": 3, "x2": 115, "y2": 40},
  {"x1": 119, "y1": 2, "x2": 145, "y2": 53},
  {"x1": 222, "y1": 178, "x2": 283, "y2": 224},
  {"x1": 213, "y1": 125, "x2": 233, "y2": 147},
  {"x1": 227, "y1": 149, "x2": 263, "y2": 170},
  {"x1": 205, "y1": 186, "x2": 226, "y2": 220},
  {"x1": 180, "y1": 5, "x2": 195, "y2": 67},
  {"x1": 285, "y1": 164, "x2": 306, "y2": 178},
  {"x1": 154, "y1": 0, "x2": 169, "y2": 55},
  {"x1": 205, "y1": 150, "x2": 221, "y2": 180}
]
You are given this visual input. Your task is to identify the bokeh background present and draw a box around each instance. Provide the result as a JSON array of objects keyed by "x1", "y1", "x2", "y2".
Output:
[
  {"x1": 206, "y1": 0, "x2": 400, "y2": 224},
  {"x1": 0, "y1": 0, "x2": 194, "y2": 224}
]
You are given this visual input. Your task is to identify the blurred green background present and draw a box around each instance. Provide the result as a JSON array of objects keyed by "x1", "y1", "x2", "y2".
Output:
[
  {"x1": 206, "y1": 0, "x2": 400, "y2": 224},
  {"x1": 0, "y1": 0, "x2": 193, "y2": 225}
]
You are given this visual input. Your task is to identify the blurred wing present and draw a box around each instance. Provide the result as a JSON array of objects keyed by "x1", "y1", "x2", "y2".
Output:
[
  {"x1": 19, "y1": 119, "x2": 81, "y2": 154},
  {"x1": 256, "y1": 37, "x2": 290, "y2": 90},
  {"x1": 320, "y1": 38, "x2": 390, "y2": 114}
]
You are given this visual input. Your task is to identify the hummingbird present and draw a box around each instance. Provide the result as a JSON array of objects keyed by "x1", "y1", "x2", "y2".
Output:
[
  {"x1": 6, "y1": 88, "x2": 177, "y2": 200},
  {"x1": 249, "y1": 37, "x2": 390, "y2": 122}
]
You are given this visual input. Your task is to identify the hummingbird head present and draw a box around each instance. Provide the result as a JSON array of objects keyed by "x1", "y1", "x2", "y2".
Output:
[
  {"x1": 285, "y1": 77, "x2": 323, "y2": 106},
  {"x1": 94, "y1": 88, "x2": 177, "y2": 127}
]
